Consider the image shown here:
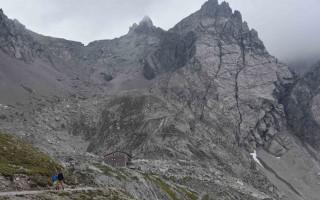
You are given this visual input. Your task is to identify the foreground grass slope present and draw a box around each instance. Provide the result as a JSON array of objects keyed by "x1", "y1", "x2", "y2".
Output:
[
  {"x1": 0, "y1": 188, "x2": 137, "y2": 200},
  {"x1": 0, "y1": 132, "x2": 62, "y2": 187}
]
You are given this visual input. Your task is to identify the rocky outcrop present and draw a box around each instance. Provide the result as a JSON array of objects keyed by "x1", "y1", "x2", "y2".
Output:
[
  {"x1": 0, "y1": 9, "x2": 83, "y2": 64},
  {"x1": 156, "y1": 0, "x2": 292, "y2": 153},
  {"x1": 285, "y1": 61, "x2": 320, "y2": 151},
  {"x1": 129, "y1": 16, "x2": 160, "y2": 35},
  {"x1": 0, "y1": 9, "x2": 35, "y2": 62}
]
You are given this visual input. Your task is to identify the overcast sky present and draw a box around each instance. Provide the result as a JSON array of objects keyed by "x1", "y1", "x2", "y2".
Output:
[{"x1": 0, "y1": 0, "x2": 319, "y2": 63}]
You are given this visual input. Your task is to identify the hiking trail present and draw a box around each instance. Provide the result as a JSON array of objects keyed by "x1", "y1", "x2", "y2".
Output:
[{"x1": 0, "y1": 187, "x2": 98, "y2": 197}]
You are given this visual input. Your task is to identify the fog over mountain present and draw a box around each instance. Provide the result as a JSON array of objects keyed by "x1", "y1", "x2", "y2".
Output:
[{"x1": 0, "y1": 0, "x2": 319, "y2": 68}]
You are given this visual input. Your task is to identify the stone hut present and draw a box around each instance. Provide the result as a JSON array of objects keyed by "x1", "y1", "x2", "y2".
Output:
[{"x1": 104, "y1": 151, "x2": 132, "y2": 168}]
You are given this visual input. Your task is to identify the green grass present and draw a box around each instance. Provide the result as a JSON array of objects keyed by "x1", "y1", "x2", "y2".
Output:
[
  {"x1": 57, "y1": 191, "x2": 71, "y2": 197},
  {"x1": 145, "y1": 174, "x2": 199, "y2": 200},
  {"x1": 0, "y1": 132, "x2": 62, "y2": 186},
  {"x1": 41, "y1": 189, "x2": 136, "y2": 200},
  {"x1": 201, "y1": 194, "x2": 210, "y2": 200},
  {"x1": 94, "y1": 163, "x2": 128, "y2": 181},
  {"x1": 145, "y1": 174, "x2": 179, "y2": 200},
  {"x1": 176, "y1": 185, "x2": 198, "y2": 200}
]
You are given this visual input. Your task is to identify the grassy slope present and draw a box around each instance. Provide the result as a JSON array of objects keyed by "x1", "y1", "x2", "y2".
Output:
[{"x1": 0, "y1": 132, "x2": 62, "y2": 187}]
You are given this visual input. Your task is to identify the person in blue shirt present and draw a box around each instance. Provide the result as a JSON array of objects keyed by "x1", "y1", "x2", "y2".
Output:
[{"x1": 51, "y1": 174, "x2": 59, "y2": 190}]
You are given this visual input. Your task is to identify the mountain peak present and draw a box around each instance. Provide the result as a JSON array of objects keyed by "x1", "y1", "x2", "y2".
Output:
[
  {"x1": 129, "y1": 16, "x2": 159, "y2": 35},
  {"x1": 139, "y1": 16, "x2": 153, "y2": 27},
  {"x1": 232, "y1": 10, "x2": 242, "y2": 21},
  {"x1": 201, "y1": 0, "x2": 219, "y2": 9},
  {"x1": 0, "y1": 8, "x2": 6, "y2": 21},
  {"x1": 200, "y1": 0, "x2": 232, "y2": 18}
]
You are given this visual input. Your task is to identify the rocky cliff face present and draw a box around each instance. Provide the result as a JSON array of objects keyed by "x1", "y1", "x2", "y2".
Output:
[
  {"x1": 1, "y1": 1, "x2": 320, "y2": 200},
  {"x1": 0, "y1": 8, "x2": 35, "y2": 62},
  {"x1": 286, "y1": 61, "x2": 320, "y2": 152}
]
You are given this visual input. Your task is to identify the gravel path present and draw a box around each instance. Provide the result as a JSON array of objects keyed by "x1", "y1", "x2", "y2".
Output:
[{"x1": 0, "y1": 187, "x2": 98, "y2": 197}]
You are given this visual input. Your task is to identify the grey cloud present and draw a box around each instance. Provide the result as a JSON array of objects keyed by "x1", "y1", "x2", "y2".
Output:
[
  {"x1": 0, "y1": 0, "x2": 319, "y2": 63},
  {"x1": 226, "y1": 0, "x2": 320, "y2": 64}
]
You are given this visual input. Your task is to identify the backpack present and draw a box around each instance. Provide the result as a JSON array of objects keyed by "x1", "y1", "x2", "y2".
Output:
[
  {"x1": 58, "y1": 173, "x2": 64, "y2": 180},
  {"x1": 51, "y1": 175, "x2": 58, "y2": 182}
]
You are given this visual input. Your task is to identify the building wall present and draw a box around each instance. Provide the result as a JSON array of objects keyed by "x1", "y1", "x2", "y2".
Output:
[{"x1": 104, "y1": 152, "x2": 129, "y2": 167}]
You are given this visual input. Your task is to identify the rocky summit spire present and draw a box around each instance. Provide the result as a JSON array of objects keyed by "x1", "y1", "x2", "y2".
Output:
[
  {"x1": 139, "y1": 16, "x2": 153, "y2": 27},
  {"x1": 218, "y1": 1, "x2": 233, "y2": 17},
  {"x1": 201, "y1": 0, "x2": 218, "y2": 10},
  {"x1": 200, "y1": 0, "x2": 218, "y2": 16},
  {"x1": 0, "y1": 8, "x2": 6, "y2": 21},
  {"x1": 200, "y1": 0, "x2": 232, "y2": 18},
  {"x1": 0, "y1": 9, "x2": 9, "y2": 31},
  {"x1": 129, "y1": 16, "x2": 158, "y2": 35},
  {"x1": 232, "y1": 10, "x2": 242, "y2": 22}
]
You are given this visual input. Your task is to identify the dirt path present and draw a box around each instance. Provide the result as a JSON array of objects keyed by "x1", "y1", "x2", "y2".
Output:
[{"x1": 0, "y1": 187, "x2": 98, "y2": 197}]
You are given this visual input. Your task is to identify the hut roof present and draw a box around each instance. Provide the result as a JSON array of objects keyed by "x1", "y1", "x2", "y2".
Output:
[{"x1": 104, "y1": 151, "x2": 132, "y2": 158}]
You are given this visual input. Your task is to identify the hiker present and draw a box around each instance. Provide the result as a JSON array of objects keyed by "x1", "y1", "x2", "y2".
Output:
[
  {"x1": 51, "y1": 174, "x2": 59, "y2": 190},
  {"x1": 57, "y1": 172, "x2": 65, "y2": 190}
]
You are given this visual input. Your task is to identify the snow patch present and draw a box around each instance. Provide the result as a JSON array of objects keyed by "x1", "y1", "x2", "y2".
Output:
[
  {"x1": 0, "y1": 104, "x2": 9, "y2": 109},
  {"x1": 250, "y1": 150, "x2": 263, "y2": 167},
  {"x1": 236, "y1": 180, "x2": 244, "y2": 186}
]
